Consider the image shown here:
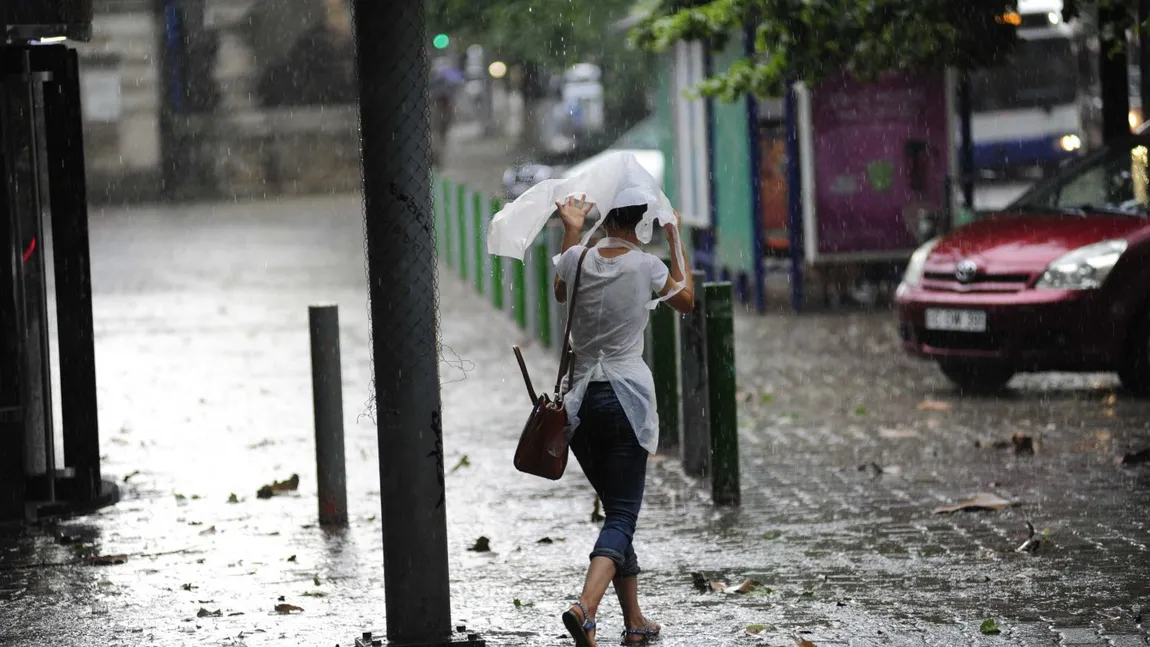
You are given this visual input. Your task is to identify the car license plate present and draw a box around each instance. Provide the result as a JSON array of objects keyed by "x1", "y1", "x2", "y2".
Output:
[{"x1": 925, "y1": 308, "x2": 987, "y2": 332}]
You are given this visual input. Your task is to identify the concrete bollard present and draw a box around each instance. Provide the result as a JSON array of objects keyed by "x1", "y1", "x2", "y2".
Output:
[
  {"x1": 679, "y1": 270, "x2": 709, "y2": 476},
  {"x1": 308, "y1": 305, "x2": 348, "y2": 525},
  {"x1": 704, "y1": 282, "x2": 740, "y2": 506},
  {"x1": 650, "y1": 294, "x2": 680, "y2": 451}
]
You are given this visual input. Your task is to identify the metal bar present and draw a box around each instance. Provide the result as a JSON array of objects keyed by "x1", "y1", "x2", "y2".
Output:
[
  {"x1": 1142, "y1": 0, "x2": 1150, "y2": 122},
  {"x1": 704, "y1": 282, "x2": 739, "y2": 506},
  {"x1": 442, "y1": 178, "x2": 453, "y2": 268},
  {"x1": 957, "y1": 70, "x2": 974, "y2": 210},
  {"x1": 350, "y1": 0, "x2": 456, "y2": 642},
  {"x1": 309, "y1": 306, "x2": 348, "y2": 526},
  {"x1": 513, "y1": 258, "x2": 527, "y2": 329},
  {"x1": 42, "y1": 46, "x2": 100, "y2": 501},
  {"x1": 650, "y1": 293, "x2": 680, "y2": 451},
  {"x1": 490, "y1": 197, "x2": 504, "y2": 310},
  {"x1": 534, "y1": 239, "x2": 551, "y2": 347},
  {"x1": 0, "y1": 63, "x2": 27, "y2": 520},
  {"x1": 434, "y1": 174, "x2": 445, "y2": 260},
  {"x1": 679, "y1": 270, "x2": 709, "y2": 476},
  {"x1": 472, "y1": 191, "x2": 484, "y2": 294},
  {"x1": 784, "y1": 85, "x2": 804, "y2": 312},
  {"x1": 744, "y1": 23, "x2": 766, "y2": 313},
  {"x1": 457, "y1": 183, "x2": 467, "y2": 281}
]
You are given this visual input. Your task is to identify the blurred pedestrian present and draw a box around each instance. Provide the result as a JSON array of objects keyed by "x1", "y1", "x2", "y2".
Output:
[{"x1": 552, "y1": 194, "x2": 695, "y2": 646}]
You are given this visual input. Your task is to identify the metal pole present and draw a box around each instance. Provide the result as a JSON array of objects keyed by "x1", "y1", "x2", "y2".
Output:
[
  {"x1": 43, "y1": 47, "x2": 101, "y2": 502},
  {"x1": 443, "y1": 179, "x2": 454, "y2": 268},
  {"x1": 679, "y1": 271, "x2": 709, "y2": 476},
  {"x1": 958, "y1": 69, "x2": 975, "y2": 210},
  {"x1": 472, "y1": 192, "x2": 485, "y2": 294},
  {"x1": 350, "y1": 0, "x2": 476, "y2": 644},
  {"x1": 1099, "y1": 2, "x2": 1131, "y2": 143},
  {"x1": 784, "y1": 85, "x2": 804, "y2": 312},
  {"x1": 534, "y1": 238, "x2": 551, "y2": 347},
  {"x1": 457, "y1": 184, "x2": 467, "y2": 281},
  {"x1": 309, "y1": 306, "x2": 347, "y2": 526},
  {"x1": 490, "y1": 197, "x2": 504, "y2": 310},
  {"x1": 1141, "y1": 0, "x2": 1150, "y2": 125},
  {"x1": 650, "y1": 289, "x2": 680, "y2": 451},
  {"x1": 704, "y1": 282, "x2": 739, "y2": 506}
]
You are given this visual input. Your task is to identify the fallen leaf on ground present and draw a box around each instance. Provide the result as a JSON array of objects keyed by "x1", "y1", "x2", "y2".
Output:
[
  {"x1": 878, "y1": 427, "x2": 919, "y2": 439},
  {"x1": 761, "y1": 530, "x2": 783, "y2": 540},
  {"x1": 745, "y1": 624, "x2": 775, "y2": 635},
  {"x1": 794, "y1": 637, "x2": 818, "y2": 647},
  {"x1": 853, "y1": 405, "x2": 868, "y2": 416},
  {"x1": 733, "y1": 579, "x2": 768, "y2": 595},
  {"x1": 122, "y1": 470, "x2": 140, "y2": 483},
  {"x1": 468, "y1": 537, "x2": 491, "y2": 552},
  {"x1": 181, "y1": 583, "x2": 197, "y2": 591},
  {"x1": 591, "y1": 497, "x2": 605, "y2": 523},
  {"x1": 1121, "y1": 448, "x2": 1150, "y2": 466},
  {"x1": 196, "y1": 608, "x2": 222, "y2": 618},
  {"x1": 302, "y1": 591, "x2": 327, "y2": 597},
  {"x1": 313, "y1": 576, "x2": 321, "y2": 586},
  {"x1": 257, "y1": 474, "x2": 300, "y2": 499},
  {"x1": 691, "y1": 572, "x2": 727, "y2": 592},
  {"x1": 274, "y1": 603, "x2": 303, "y2": 614},
  {"x1": 917, "y1": 399, "x2": 952, "y2": 412},
  {"x1": 286, "y1": 555, "x2": 297, "y2": 562},
  {"x1": 1015, "y1": 521, "x2": 1047, "y2": 554},
  {"x1": 198, "y1": 525, "x2": 216, "y2": 535},
  {"x1": 450, "y1": 455, "x2": 471, "y2": 473},
  {"x1": 759, "y1": 393, "x2": 774, "y2": 405},
  {"x1": 85, "y1": 554, "x2": 128, "y2": 566},
  {"x1": 227, "y1": 612, "x2": 244, "y2": 616},
  {"x1": 536, "y1": 537, "x2": 565, "y2": 544},
  {"x1": 980, "y1": 618, "x2": 1001, "y2": 635},
  {"x1": 512, "y1": 598, "x2": 534, "y2": 609},
  {"x1": 227, "y1": 493, "x2": 239, "y2": 504},
  {"x1": 933, "y1": 493, "x2": 1014, "y2": 514}
]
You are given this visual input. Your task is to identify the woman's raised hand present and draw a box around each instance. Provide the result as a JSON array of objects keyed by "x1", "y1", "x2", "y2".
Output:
[{"x1": 556, "y1": 194, "x2": 594, "y2": 231}]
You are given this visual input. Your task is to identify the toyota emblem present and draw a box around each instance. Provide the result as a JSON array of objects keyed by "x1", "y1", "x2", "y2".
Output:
[{"x1": 955, "y1": 259, "x2": 978, "y2": 283}]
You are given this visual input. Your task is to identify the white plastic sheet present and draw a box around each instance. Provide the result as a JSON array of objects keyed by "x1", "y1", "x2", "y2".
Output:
[
  {"x1": 487, "y1": 151, "x2": 676, "y2": 258},
  {"x1": 486, "y1": 151, "x2": 685, "y2": 308}
]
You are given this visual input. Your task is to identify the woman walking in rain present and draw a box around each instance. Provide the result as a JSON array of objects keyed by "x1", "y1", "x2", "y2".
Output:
[{"x1": 552, "y1": 191, "x2": 695, "y2": 646}]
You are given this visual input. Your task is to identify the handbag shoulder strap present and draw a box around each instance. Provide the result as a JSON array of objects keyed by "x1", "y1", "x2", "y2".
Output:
[{"x1": 554, "y1": 246, "x2": 592, "y2": 396}]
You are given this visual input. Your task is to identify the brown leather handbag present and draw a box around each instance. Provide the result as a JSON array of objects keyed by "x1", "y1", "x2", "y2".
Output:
[{"x1": 511, "y1": 247, "x2": 591, "y2": 480}]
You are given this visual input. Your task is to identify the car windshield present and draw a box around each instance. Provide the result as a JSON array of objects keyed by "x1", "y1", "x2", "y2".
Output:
[{"x1": 1013, "y1": 140, "x2": 1150, "y2": 216}]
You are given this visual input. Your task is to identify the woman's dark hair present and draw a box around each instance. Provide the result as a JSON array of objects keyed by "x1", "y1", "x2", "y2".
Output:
[{"x1": 602, "y1": 204, "x2": 647, "y2": 230}]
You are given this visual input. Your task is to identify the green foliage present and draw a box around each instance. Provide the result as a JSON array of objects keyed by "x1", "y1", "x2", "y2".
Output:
[{"x1": 630, "y1": 0, "x2": 1023, "y2": 100}]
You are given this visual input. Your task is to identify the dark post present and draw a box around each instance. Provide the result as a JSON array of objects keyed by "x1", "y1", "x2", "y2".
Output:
[
  {"x1": 704, "y1": 282, "x2": 739, "y2": 506},
  {"x1": 350, "y1": 0, "x2": 468, "y2": 644},
  {"x1": 309, "y1": 306, "x2": 348, "y2": 526},
  {"x1": 650, "y1": 296, "x2": 680, "y2": 451},
  {"x1": 1099, "y1": 2, "x2": 1131, "y2": 143},
  {"x1": 43, "y1": 47, "x2": 101, "y2": 501},
  {"x1": 784, "y1": 85, "x2": 804, "y2": 312},
  {"x1": 0, "y1": 92, "x2": 24, "y2": 520},
  {"x1": 679, "y1": 270, "x2": 709, "y2": 476},
  {"x1": 958, "y1": 69, "x2": 975, "y2": 210}
]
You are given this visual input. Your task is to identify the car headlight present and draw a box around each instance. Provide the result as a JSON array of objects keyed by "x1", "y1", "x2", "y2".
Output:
[
  {"x1": 900, "y1": 238, "x2": 940, "y2": 288},
  {"x1": 1035, "y1": 239, "x2": 1128, "y2": 290}
]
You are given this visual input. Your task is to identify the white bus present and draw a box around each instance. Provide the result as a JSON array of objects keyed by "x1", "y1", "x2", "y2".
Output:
[{"x1": 970, "y1": 0, "x2": 1089, "y2": 176}]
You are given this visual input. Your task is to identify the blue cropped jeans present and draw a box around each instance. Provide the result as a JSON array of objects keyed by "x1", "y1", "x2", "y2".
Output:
[{"x1": 569, "y1": 381, "x2": 648, "y2": 578}]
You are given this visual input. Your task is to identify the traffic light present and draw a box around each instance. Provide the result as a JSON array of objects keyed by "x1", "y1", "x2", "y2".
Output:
[{"x1": 433, "y1": 33, "x2": 449, "y2": 49}]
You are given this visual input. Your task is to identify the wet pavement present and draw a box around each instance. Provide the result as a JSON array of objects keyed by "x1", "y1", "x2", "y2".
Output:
[{"x1": 2, "y1": 133, "x2": 1149, "y2": 646}]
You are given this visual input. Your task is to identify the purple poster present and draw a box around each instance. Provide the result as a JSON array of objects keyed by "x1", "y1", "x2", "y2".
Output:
[{"x1": 810, "y1": 70, "x2": 949, "y2": 257}]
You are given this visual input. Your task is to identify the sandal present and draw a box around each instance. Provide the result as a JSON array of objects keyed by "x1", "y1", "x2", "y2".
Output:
[
  {"x1": 562, "y1": 601, "x2": 597, "y2": 647},
  {"x1": 621, "y1": 621, "x2": 661, "y2": 644}
]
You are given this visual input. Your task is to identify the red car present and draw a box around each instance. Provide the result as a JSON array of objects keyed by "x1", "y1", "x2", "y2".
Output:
[{"x1": 896, "y1": 135, "x2": 1150, "y2": 394}]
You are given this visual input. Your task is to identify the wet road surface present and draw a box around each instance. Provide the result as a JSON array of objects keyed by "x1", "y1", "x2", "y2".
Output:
[{"x1": 0, "y1": 191, "x2": 1146, "y2": 647}]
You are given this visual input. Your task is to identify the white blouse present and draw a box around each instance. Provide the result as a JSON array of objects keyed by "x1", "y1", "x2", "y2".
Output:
[{"x1": 555, "y1": 238, "x2": 671, "y2": 455}]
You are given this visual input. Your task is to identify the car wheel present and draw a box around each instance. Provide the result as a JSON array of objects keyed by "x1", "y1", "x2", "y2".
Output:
[
  {"x1": 1118, "y1": 310, "x2": 1150, "y2": 396},
  {"x1": 938, "y1": 361, "x2": 1015, "y2": 395}
]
